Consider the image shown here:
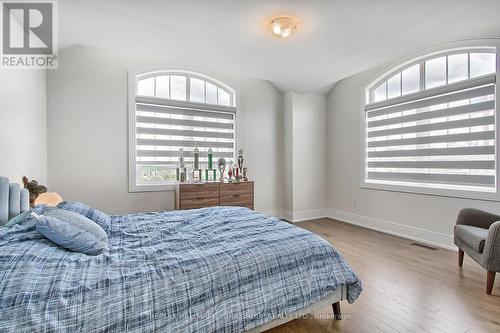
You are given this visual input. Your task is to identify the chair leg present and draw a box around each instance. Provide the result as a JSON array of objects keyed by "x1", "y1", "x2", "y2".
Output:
[
  {"x1": 487, "y1": 271, "x2": 496, "y2": 295},
  {"x1": 458, "y1": 248, "x2": 464, "y2": 267},
  {"x1": 332, "y1": 301, "x2": 342, "y2": 320}
]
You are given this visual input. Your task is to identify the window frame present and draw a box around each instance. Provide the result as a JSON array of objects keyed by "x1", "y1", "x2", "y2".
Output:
[
  {"x1": 361, "y1": 42, "x2": 500, "y2": 202},
  {"x1": 128, "y1": 68, "x2": 238, "y2": 192},
  {"x1": 135, "y1": 70, "x2": 235, "y2": 106},
  {"x1": 367, "y1": 47, "x2": 496, "y2": 104}
]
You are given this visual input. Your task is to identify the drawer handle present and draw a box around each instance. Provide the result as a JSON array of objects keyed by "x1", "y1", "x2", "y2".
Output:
[{"x1": 232, "y1": 194, "x2": 241, "y2": 198}]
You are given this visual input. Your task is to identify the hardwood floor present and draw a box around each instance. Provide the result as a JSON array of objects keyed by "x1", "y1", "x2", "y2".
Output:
[{"x1": 266, "y1": 218, "x2": 500, "y2": 333}]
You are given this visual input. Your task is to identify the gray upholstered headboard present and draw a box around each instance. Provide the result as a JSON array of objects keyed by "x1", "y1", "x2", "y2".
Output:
[{"x1": 0, "y1": 177, "x2": 30, "y2": 225}]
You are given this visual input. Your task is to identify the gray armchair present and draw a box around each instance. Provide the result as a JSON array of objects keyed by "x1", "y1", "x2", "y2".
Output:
[{"x1": 454, "y1": 208, "x2": 500, "y2": 295}]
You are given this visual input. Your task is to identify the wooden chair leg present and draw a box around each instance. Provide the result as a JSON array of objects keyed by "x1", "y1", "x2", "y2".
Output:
[
  {"x1": 487, "y1": 271, "x2": 496, "y2": 295},
  {"x1": 458, "y1": 249, "x2": 464, "y2": 267},
  {"x1": 332, "y1": 301, "x2": 342, "y2": 320}
]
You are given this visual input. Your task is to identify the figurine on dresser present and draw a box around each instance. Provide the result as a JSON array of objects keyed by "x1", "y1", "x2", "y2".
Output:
[
  {"x1": 218, "y1": 157, "x2": 226, "y2": 182},
  {"x1": 192, "y1": 147, "x2": 202, "y2": 182},
  {"x1": 176, "y1": 148, "x2": 187, "y2": 182},
  {"x1": 175, "y1": 148, "x2": 247, "y2": 183},
  {"x1": 238, "y1": 149, "x2": 244, "y2": 171},
  {"x1": 205, "y1": 148, "x2": 216, "y2": 181},
  {"x1": 236, "y1": 149, "x2": 244, "y2": 181},
  {"x1": 228, "y1": 161, "x2": 234, "y2": 181}
]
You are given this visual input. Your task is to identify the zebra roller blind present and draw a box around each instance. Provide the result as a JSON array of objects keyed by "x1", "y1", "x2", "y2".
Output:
[
  {"x1": 365, "y1": 49, "x2": 497, "y2": 194},
  {"x1": 130, "y1": 71, "x2": 236, "y2": 188}
]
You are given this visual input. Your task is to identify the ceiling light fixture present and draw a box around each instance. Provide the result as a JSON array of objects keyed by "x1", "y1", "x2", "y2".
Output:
[{"x1": 269, "y1": 17, "x2": 298, "y2": 39}]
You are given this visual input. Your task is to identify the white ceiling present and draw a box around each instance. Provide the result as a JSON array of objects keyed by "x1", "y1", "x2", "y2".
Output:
[{"x1": 60, "y1": 0, "x2": 500, "y2": 94}]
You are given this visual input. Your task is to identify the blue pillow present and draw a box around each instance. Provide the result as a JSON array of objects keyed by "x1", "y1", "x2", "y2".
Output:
[
  {"x1": 57, "y1": 201, "x2": 111, "y2": 234},
  {"x1": 4, "y1": 205, "x2": 46, "y2": 228},
  {"x1": 4, "y1": 211, "x2": 30, "y2": 227},
  {"x1": 37, "y1": 208, "x2": 108, "y2": 255}
]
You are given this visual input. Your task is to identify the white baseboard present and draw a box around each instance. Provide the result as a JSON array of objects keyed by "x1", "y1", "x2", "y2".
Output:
[
  {"x1": 282, "y1": 209, "x2": 328, "y2": 223},
  {"x1": 264, "y1": 207, "x2": 455, "y2": 250},
  {"x1": 261, "y1": 210, "x2": 283, "y2": 219},
  {"x1": 283, "y1": 210, "x2": 293, "y2": 221},
  {"x1": 326, "y1": 209, "x2": 455, "y2": 251}
]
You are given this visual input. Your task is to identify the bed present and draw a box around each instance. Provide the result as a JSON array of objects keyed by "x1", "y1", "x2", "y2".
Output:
[{"x1": 0, "y1": 181, "x2": 362, "y2": 332}]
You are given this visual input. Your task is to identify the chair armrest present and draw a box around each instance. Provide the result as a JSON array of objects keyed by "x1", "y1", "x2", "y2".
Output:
[
  {"x1": 456, "y1": 208, "x2": 500, "y2": 229},
  {"x1": 483, "y1": 221, "x2": 500, "y2": 272}
]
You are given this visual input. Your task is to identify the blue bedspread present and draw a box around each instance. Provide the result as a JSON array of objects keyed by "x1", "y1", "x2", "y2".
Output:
[{"x1": 0, "y1": 206, "x2": 362, "y2": 332}]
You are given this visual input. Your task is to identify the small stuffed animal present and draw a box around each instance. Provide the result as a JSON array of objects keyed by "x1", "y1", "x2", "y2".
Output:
[{"x1": 23, "y1": 176, "x2": 48, "y2": 207}]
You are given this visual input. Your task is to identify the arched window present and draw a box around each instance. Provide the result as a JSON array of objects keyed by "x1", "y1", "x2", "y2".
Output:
[
  {"x1": 129, "y1": 70, "x2": 236, "y2": 191},
  {"x1": 363, "y1": 47, "x2": 499, "y2": 199}
]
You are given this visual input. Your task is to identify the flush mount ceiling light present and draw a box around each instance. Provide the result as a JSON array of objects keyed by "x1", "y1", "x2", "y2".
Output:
[{"x1": 269, "y1": 16, "x2": 298, "y2": 38}]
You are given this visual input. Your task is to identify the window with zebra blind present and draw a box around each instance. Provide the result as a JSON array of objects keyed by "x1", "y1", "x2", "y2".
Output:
[
  {"x1": 128, "y1": 69, "x2": 236, "y2": 191},
  {"x1": 363, "y1": 47, "x2": 499, "y2": 200}
]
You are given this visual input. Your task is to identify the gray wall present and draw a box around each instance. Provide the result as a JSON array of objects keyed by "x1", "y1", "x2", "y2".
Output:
[
  {"x1": 327, "y1": 65, "x2": 500, "y2": 248},
  {"x1": 0, "y1": 70, "x2": 47, "y2": 186},
  {"x1": 47, "y1": 46, "x2": 283, "y2": 215}
]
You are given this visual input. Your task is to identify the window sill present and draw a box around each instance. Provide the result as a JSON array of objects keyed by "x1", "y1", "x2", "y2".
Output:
[
  {"x1": 129, "y1": 183, "x2": 177, "y2": 193},
  {"x1": 361, "y1": 180, "x2": 500, "y2": 202}
]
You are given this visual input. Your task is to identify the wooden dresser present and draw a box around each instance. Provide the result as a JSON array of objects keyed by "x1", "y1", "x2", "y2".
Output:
[{"x1": 175, "y1": 181, "x2": 254, "y2": 210}]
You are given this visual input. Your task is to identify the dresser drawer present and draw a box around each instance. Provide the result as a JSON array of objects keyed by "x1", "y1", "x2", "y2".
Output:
[
  {"x1": 176, "y1": 182, "x2": 254, "y2": 210},
  {"x1": 180, "y1": 184, "x2": 219, "y2": 200},
  {"x1": 180, "y1": 197, "x2": 220, "y2": 210},
  {"x1": 220, "y1": 182, "x2": 254, "y2": 209},
  {"x1": 220, "y1": 193, "x2": 253, "y2": 209},
  {"x1": 219, "y1": 182, "x2": 253, "y2": 196}
]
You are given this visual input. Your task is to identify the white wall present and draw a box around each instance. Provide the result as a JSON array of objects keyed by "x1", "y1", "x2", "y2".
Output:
[
  {"x1": 238, "y1": 79, "x2": 284, "y2": 217},
  {"x1": 283, "y1": 92, "x2": 294, "y2": 215},
  {"x1": 283, "y1": 92, "x2": 327, "y2": 221},
  {"x1": 47, "y1": 46, "x2": 283, "y2": 215},
  {"x1": 0, "y1": 70, "x2": 47, "y2": 186},
  {"x1": 327, "y1": 65, "x2": 500, "y2": 249}
]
